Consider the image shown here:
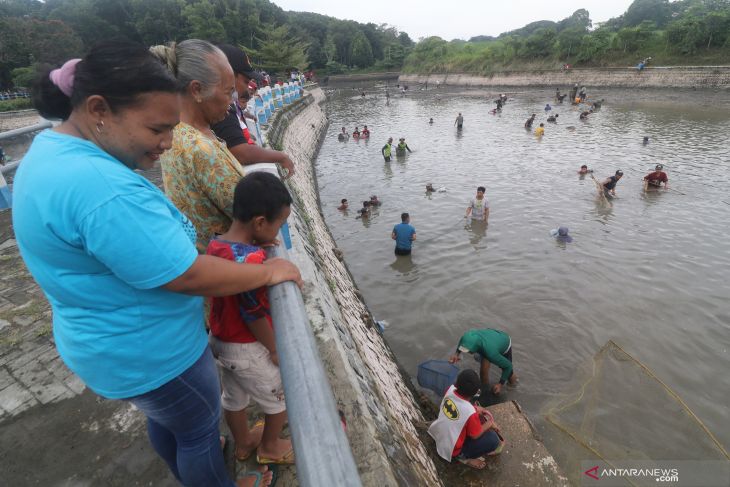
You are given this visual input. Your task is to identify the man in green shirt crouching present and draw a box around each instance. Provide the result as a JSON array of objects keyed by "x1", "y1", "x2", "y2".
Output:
[{"x1": 449, "y1": 328, "x2": 518, "y2": 396}]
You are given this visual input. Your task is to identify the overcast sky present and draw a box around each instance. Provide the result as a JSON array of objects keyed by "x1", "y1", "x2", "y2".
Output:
[{"x1": 271, "y1": 0, "x2": 636, "y2": 40}]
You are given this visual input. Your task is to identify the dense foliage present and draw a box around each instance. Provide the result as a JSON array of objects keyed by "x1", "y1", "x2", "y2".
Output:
[
  {"x1": 2, "y1": 0, "x2": 729, "y2": 88},
  {"x1": 0, "y1": 0, "x2": 414, "y2": 88},
  {"x1": 403, "y1": 0, "x2": 730, "y2": 74}
]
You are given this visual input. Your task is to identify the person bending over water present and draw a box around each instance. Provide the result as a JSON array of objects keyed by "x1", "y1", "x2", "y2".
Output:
[
  {"x1": 535, "y1": 123, "x2": 545, "y2": 137},
  {"x1": 361, "y1": 125, "x2": 370, "y2": 138},
  {"x1": 449, "y1": 328, "x2": 518, "y2": 396},
  {"x1": 337, "y1": 198, "x2": 348, "y2": 210},
  {"x1": 337, "y1": 127, "x2": 348, "y2": 141},
  {"x1": 352, "y1": 126, "x2": 360, "y2": 139},
  {"x1": 643, "y1": 164, "x2": 668, "y2": 190},
  {"x1": 547, "y1": 114, "x2": 559, "y2": 123},
  {"x1": 601, "y1": 170, "x2": 624, "y2": 197},
  {"x1": 524, "y1": 113, "x2": 536, "y2": 129},
  {"x1": 579, "y1": 109, "x2": 593, "y2": 120},
  {"x1": 428, "y1": 369, "x2": 505, "y2": 470}
]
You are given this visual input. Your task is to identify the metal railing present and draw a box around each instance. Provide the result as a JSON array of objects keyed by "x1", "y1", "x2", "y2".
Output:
[
  {"x1": 0, "y1": 120, "x2": 53, "y2": 142},
  {"x1": 266, "y1": 239, "x2": 363, "y2": 487},
  {"x1": 246, "y1": 89, "x2": 361, "y2": 485}
]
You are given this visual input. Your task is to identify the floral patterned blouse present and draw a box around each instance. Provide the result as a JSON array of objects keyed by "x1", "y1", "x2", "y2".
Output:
[{"x1": 160, "y1": 122, "x2": 246, "y2": 252}]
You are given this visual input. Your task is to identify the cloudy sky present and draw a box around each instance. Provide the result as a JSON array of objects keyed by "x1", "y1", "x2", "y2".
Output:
[{"x1": 271, "y1": 0, "x2": 636, "y2": 40}]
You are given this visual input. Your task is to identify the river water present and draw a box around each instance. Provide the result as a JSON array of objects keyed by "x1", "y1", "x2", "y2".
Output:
[{"x1": 315, "y1": 85, "x2": 730, "y2": 468}]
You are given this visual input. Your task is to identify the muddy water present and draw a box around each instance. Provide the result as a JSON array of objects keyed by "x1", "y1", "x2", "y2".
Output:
[{"x1": 314, "y1": 86, "x2": 730, "y2": 468}]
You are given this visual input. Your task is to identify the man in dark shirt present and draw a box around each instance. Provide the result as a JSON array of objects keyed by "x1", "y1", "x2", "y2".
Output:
[
  {"x1": 212, "y1": 44, "x2": 295, "y2": 177},
  {"x1": 524, "y1": 114, "x2": 536, "y2": 129}
]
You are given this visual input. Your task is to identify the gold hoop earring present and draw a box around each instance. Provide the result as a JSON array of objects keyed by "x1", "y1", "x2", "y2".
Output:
[
  {"x1": 96, "y1": 120, "x2": 105, "y2": 134},
  {"x1": 196, "y1": 98, "x2": 202, "y2": 103}
]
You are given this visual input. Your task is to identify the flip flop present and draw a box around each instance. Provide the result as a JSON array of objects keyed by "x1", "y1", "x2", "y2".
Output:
[
  {"x1": 236, "y1": 419, "x2": 265, "y2": 462},
  {"x1": 256, "y1": 446, "x2": 295, "y2": 465},
  {"x1": 457, "y1": 456, "x2": 486, "y2": 469},
  {"x1": 239, "y1": 470, "x2": 264, "y2": 487}
]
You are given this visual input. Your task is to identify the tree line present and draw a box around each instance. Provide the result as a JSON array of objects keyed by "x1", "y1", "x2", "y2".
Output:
[
  {"x1": 0, "y1": 0, "x2": 414, "y2": 89},
  {"x1": 404, "y1": 0, "x2": 730, "y2": 74}
]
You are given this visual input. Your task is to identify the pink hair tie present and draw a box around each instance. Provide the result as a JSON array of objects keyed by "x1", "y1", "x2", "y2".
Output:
[{"x1": 49, "y1": 59, "x2": 82, "y2": 97}]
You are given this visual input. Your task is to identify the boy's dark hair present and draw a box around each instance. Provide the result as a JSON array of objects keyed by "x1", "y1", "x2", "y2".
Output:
[
  {"x1": 33, "y1": 40, "x2": 178, "y2": 120},
  {"x1": 477, "y1": 186, "x2": 486, "y2": 193},
  {"x1": 233, "y1": 172, "x2": 292, "y2": 222},
  {"x1": 581, "y1": 164, "x2": 588, "y2": 169},
  {"x1": 341, "y1": 198, "x2": 347, "y2": 204},
  {"x1": 401, "y1": 212, "x2": 409, "y2": 222},
  {"x1": 363, "y1": 200, "x2": 370, "y2": 207},
  {"x1": 455, "y1": 369, "x2": 480, "y2": 398}
]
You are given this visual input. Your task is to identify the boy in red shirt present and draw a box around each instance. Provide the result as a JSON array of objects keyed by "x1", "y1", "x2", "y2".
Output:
[
  {"x1": 207, "y1": 172, "x2": 295, "y2": 465},
  {"x1": 428, "y1": 369, "x2": 504, "y2": 469},
  {"x1": 643, "y1": 164, "x2": 669, "y2": 190}
]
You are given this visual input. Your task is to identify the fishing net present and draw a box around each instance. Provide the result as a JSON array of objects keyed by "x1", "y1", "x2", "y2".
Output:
[{"x1": 544, "y1": 340, "x2": 729, "y2": 486}]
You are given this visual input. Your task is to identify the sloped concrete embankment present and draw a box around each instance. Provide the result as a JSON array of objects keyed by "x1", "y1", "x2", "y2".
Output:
[
  {"x1": 269, "y1": 87, "x2": 442, "y2": 486},
  {"x1": 400, "y1": 66, "x2": 730, "y2": 89}
]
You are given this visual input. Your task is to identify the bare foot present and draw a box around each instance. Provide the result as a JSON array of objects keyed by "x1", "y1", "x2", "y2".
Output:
[
  {"x1": 257, "y1": 437, "x2": 294, "y2": 463},
  {"x1": 235, "y1": 421, "x2": 265, "y2": 461},
  {"x1": 237, "y1": 466, "x2": 273, "y2": 487},
  {"x1": 461, "y1": 457, "x2": 486, "y2": 469}
]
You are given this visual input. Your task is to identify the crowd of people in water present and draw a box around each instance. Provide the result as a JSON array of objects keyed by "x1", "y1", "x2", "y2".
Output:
[{"x1": 332, "y1": 81, "x2": 674, "y2": 471}]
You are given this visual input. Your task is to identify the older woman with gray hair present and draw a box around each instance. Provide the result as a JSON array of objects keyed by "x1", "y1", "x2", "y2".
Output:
[{"x1": 150, "y1": 40, "x2": 246, "y2": 253}]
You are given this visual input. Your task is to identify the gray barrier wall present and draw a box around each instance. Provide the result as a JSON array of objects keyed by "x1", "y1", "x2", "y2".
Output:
[{"x1": 399, "y1": 66, "x2": 730, "y2": 89}]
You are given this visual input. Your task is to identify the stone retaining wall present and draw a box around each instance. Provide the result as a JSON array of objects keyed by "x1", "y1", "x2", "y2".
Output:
[
  {"x1": 272, "y1": 87, "x2": 442, "y2": 486},
  {"x1": 400, "y1": 66, "x2": 730, "y2": 89}
]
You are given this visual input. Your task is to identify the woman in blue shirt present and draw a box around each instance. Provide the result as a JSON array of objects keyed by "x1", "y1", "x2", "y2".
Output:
[{"x1": 13, "y1": 41, "x2": 297, "y2": 487}]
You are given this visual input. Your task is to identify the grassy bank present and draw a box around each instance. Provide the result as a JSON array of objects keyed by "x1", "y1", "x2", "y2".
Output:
[{"x1": 0, "y1": 98, "x2": 32, "y2": 112}]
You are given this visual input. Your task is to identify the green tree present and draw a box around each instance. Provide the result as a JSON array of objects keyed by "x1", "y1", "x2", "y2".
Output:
[
  {"x1": 248, "y1": 25, "x2": 309, "y2": 72},
  {"x1": 349, "y1": 31, "x2": 374, "y2": 67},
  {"x1": 558, "y1": 27, "x2": 586, "y2": 58},
  {"x1": 622, "y1": 0, "x2": 671, "y2": 28},
  {"x1": 183, "y1": 0, "x2": 226, "y2": 41},
  {"x1": 11, "y1": 65, "x2": 37, "y2": 88},
  {"x1": 523, "y1": 28, "x2": 557, "y2": 58},
  {"x1": 131, "y1": 0, "x2": 188, "y2": 45}
]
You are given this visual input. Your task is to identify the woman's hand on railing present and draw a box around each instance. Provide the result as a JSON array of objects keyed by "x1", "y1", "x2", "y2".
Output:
[{"x1": 264, "y1": 257, "x2": 303, "y2": 289}]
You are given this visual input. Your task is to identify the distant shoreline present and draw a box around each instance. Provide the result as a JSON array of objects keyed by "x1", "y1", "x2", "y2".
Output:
[{"x1": 322, "y1": 67, "x2": 730, "y2": 89}]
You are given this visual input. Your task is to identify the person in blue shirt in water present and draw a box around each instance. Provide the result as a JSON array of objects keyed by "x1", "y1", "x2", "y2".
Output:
[{"x1": 391, "y1": 212, "x2": 416, "y2": 256}]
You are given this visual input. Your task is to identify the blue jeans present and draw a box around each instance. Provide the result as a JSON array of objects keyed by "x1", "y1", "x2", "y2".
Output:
[
  {"x1": 127, "y1": 347, "x2": 234, "y2": 487},
  {"x1": 460, "y1": 430, "x2": 501, "y2": 459}
]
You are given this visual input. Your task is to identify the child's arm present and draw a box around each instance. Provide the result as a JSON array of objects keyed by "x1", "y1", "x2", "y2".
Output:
[{"x1": 248, "y1": 317, "x2": 278, "y2": 365}]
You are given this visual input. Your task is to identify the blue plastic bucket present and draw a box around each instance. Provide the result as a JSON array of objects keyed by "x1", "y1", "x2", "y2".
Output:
[{"x1": 417, "y1": 360, "x2": 459, "y2": 397}]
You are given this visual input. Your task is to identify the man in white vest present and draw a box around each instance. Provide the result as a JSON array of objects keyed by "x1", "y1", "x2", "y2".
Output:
[{"x1": 428, "y1": 370, "x2": 504, "y2": 469}]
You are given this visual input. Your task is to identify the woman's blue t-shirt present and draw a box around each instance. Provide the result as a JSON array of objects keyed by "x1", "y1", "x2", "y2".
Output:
[{"x1": 12, "y1": 130, "x2": 207, "y2": 399}]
